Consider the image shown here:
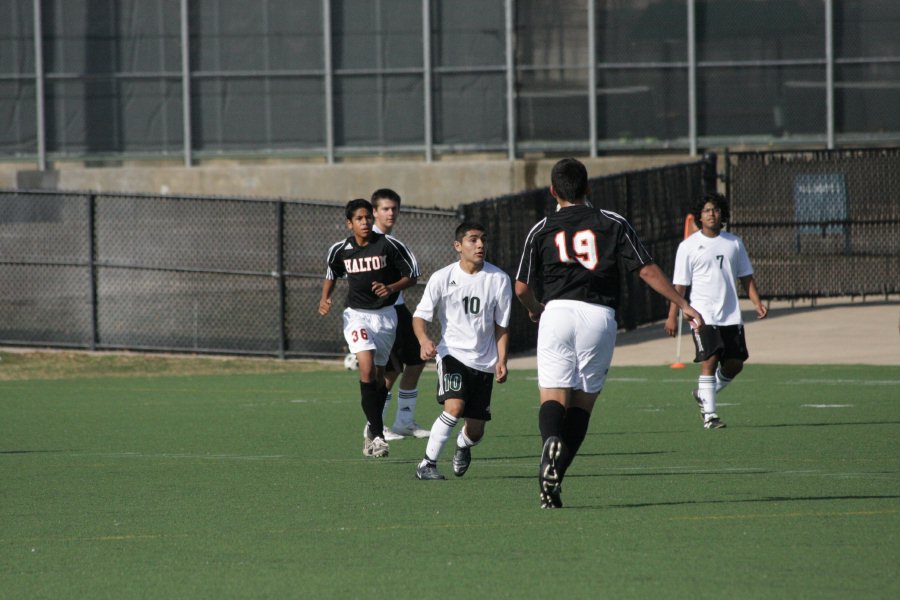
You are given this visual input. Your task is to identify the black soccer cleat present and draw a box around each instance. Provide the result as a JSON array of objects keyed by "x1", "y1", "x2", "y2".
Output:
[
  {"x1": 538, "y1": 436, "x2": 565, "y2": 508},
  {"x1": 452, "y1": 445, "x2": 471, "y2": 477},
  {"x1": 415, "y1": 461, "x2": 446, "y2": 480},
  {"x1": 703, "y1": 417, "x2": 727, "y2": 429},
  {"x1": 540, "y1": 487, "x2": 563, "y2": 509}
]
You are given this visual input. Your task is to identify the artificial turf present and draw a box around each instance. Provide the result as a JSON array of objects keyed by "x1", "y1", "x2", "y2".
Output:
[{"x1": 2, "y1": 357, "x2": 898, "y2": 598}]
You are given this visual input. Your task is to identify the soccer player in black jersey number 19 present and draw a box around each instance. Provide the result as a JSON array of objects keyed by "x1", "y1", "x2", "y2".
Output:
[
  {"x1": 514, "y1": 158, "x2": 705, "y2": 508},
  {"x1": 319, "y1": 199, "x2": 419, "y2": 458}
]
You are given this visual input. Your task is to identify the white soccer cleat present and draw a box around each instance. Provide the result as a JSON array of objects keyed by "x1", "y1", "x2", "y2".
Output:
[
  {"x1": 382, "y1": 427, "x2": 404, "y2": 441},
  {"x1": 368, "y1": 437, "x2": 390, "y2": 458},
  {"x1": 392, "y1": 422, "x2": 431, "y2": 438}
]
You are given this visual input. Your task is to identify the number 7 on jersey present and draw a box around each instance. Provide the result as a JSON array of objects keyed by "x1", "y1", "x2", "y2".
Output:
[{"x1": 554, "y1": 230, "x2": 598, "y2": 270}]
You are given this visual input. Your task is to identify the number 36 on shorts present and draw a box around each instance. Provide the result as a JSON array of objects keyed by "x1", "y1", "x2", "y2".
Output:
[{"x1": 350, "y1": 328, "x2": 369, "y2": 342}]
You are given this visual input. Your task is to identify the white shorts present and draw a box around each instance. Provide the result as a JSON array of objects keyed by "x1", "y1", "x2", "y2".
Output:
[
  {"x1": 537, "y1": 299, "x2": 617, "y2": 394},
  {"x1": 342, "y1": 307, "x2": 398, "y2": 367}
]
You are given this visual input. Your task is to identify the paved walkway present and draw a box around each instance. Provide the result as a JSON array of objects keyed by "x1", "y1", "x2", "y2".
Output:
[{"x1": 508, "y1": 296, "x2": 900, "y2": 369}]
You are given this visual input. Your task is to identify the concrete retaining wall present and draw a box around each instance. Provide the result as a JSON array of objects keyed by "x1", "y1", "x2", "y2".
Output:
[{"x1": 2, "y1": 154, "x2": 690, "y2": 209}]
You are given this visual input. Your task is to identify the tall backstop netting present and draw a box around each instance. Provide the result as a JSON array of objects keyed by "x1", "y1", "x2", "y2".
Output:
[
  {"x1": 463, "y1": 158, "x2": 713, "y2": 353},
  {"x1": 726, "y1": 148, "x2": 900, "y2": 299}
]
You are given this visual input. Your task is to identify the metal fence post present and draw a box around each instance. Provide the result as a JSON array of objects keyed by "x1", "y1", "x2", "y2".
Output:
[
  {"x1": 32, "y1": 0, "x2": 46, "y2": 171},
  {"x1": 505, "y1": 0, "x2": 516, "y2": 160},
  {"x1": 588, "y1": 0, "x2": 597, "y2": 158},
  {"x1": 180, "y1": 0, "x2": 193, "y2": 167},
  {"x1": 87, "y1": 194, "x2": 98, "y2": 350},
  {"x1": 825, "y1": 0, "x2": 835, "y2": 149},
  {"x1": 687, "y1": 0, "x2": 698, "y2": 157},
  {"x1": 276, "y1": 201, "x2": 287, "y2": 359},
  {"x1": 423, "y1": 0, "x2": 433, "y2": 162},
  {"x1": 323, "y1": 0, "x2": 335, "y2": 164}
]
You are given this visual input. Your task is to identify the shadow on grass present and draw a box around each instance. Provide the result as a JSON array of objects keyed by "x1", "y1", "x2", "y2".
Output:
[
  {"x1": 593, "y1": 493, "x2": 900, "y2": 510},
  {"x1": 0, "y1": 450, "x2": 69, "y2": 455},
  {"x1": 498, "y1": 468, "x2": 769, "y2": 482},
  {"x1": 742, "y1": 421, "x2": 900, "y2": 429},
  {"x1": 478, "y1": 450, "x2": 675, "y2": 462}
]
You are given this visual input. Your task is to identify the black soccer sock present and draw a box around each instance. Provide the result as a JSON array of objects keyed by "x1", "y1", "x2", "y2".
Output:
[
  {"x1": 559, "y1": 406, "x2": 591, "y2": 476},
  {"x1": 538, "y1": 401, "x2": 566, "y2": 443},
  {"x1": 378, "y1": 383, "x2": 390, "y2": 417},
  {"x1": 360, "y1": 381, "x2": 385, "y2": 438}
]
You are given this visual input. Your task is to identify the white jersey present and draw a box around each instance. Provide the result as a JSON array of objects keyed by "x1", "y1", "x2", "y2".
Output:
[
  {"x1": 413, "y1": 261, "x2": 512, "y2": 372},
  {"x1": 672, "y1": 230, "x2": 754, "y2": 326}
]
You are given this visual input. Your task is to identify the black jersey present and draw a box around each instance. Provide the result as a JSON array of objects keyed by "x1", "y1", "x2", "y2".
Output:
[
  {"x1": 325, "y1": 233, "x2": 419, "y2": 310},
  {"x1": 515, "y1": 204, "x2": 653, "y2": 310}
]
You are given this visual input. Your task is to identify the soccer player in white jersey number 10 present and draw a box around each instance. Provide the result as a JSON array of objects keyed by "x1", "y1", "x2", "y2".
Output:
[
  {"x1": 665, "y1": 192, "x2": 768, "y2": 430},
  {"x1": 515, "y1": 157, "x2": 705, "y2": 509},
  {"x1": 411, "y1": 222, "x2": 512, "y2": 481}
]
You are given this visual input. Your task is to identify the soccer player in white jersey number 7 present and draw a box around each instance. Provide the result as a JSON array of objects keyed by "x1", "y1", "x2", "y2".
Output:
[
  {"x1": 665, "y1": 192, "x2": 767, "y2": 429},
  {"x1": 411, "y1": 222, "x2": 512, "y2": 481},
  {"x1": 515, "y1": 158, "x2": 705, "y2": 509}
]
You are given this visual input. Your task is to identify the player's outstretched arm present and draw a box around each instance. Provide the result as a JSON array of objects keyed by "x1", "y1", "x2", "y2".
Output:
[
  {"x1": 664, "y1": 284, "x2": 688, "y2": 337},
  {"x1": 740, "y1": 275, "x2": 768, "y2": 319},
  {"x1": 319, "y1": 279, "x2": 335, "y2": 316},
  {"x1": 494, "y1": 324, "x2": 509, "y2": 384},
  {"x1": 372, "y1": 276, "x2": 416, "y2": 298},
  {"x1": 638, "y1": 263, "x2": 704, "y2": 328},
  {"x1": 514, "y1": 281, "x2": 544, "y2": 322},
  {"x1": 412, "y1": 316, "x2": 437, "y2": 360}
]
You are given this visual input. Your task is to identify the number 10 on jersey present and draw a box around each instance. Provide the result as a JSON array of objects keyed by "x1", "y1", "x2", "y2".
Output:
[{"x1": 555, "y1": 230, "x2": 598, "y2": 270}]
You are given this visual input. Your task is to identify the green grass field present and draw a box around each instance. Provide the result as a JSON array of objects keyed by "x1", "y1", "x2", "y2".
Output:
[{"x1": 2, "y1": 353, "x2": 898, "y2": 598}]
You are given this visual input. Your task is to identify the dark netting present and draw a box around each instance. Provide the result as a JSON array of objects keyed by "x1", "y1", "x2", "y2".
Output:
[
  {"x1": 462, "y1": 159, "x2": 711, "y2": 353},
  {"x1": 96, "y1": 268, "x2": 281, "y2": 353},
  {"x1": 0, "y1": 192, "x2": 92, "y2": 346},
  {"x1": 0, "y1": 191, "x2": 89, "y2": 260},
  {"x1": 0, "y1": 264, "x2": 93, "y2": 346},
  {"x1": 726, "y1": 148, "x2": 900, "y2": 298},
  {"x1": 0, "y1": 189, "x2": 461, "y2": 356},
  {"x1": 95, "y1": 194, "x2": 279, "y2": 272}
]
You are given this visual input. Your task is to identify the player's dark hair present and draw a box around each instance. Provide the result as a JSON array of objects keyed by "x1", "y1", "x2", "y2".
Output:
[
  {"x1": 371, "y1": 188, "x2": 401, "y2": 208},
  {"x1": 551, "y1": 158, "x2": 589, "y2": 201},
  {"x1": 692, "y1": 192, "x2": 730, "y2": 224},
  {"x1": 345, "y1": 198, "x2": 373, "y2": 221},
  {"x1": 455, "y1": 221, "x2": 485, "y2": 242}
]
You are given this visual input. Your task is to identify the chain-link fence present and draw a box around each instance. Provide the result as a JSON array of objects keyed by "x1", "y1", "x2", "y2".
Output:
[
  {"x1": 6, "y1": 149, "x2": 896, "y2": 358},
  {"x1": 463, "y1": 158, "x2": 714, "y2": 353},
  {"x1": 0, "y1": 190, "x2": 458, "y2": 357},
  {"x1": 726, "y1": 148, "x2": 900, "y2": 299}
]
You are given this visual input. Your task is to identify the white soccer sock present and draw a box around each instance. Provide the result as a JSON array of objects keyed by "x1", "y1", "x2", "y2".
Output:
[
  {"x1": 715, "y1": 366, "x2": 734, "y2": 393},
  {"x1": 395, "y1": 388, "x2": 418, "y2": 427},
  {"x1": 425, "y1": 411, "x2": 458, "y2": 463},
  {"x1": 698, "y1": 375, "x2": 717, "y2": 418},
  {"x1": 457, "y1": 426, "x2": 479, "y2": 449},
  {"x1": 382, "y1": 390, "x2": 392, "y2": 420}
]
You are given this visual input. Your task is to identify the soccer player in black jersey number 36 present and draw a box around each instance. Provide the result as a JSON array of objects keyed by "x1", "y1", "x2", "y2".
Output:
[
  {"x1": 515, "y1": 158, "x2": 705, "y2": 509},
  {"x1": 319, "y1": 199, "x2": 419, "y2": 459}
]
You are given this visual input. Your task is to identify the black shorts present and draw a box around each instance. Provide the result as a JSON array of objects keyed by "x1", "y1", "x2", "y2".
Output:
[
  {"x1": 436, "y1": 354, "x2": 494, "y2": 421},
  {"x1": 386, "y1": 304, "x2": 425, "y2": 372},
  {"x1": 691, "y1": 324, "x2": 749, "y2": 363}
]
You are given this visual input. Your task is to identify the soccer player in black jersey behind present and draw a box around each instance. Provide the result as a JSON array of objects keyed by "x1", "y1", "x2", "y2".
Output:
[
  {"x1": 515, "y1": 158, "x2": 705, "y2": 508},
  {"x1": 319, "y1": 199, "x2": 419, "y2": 458}
]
